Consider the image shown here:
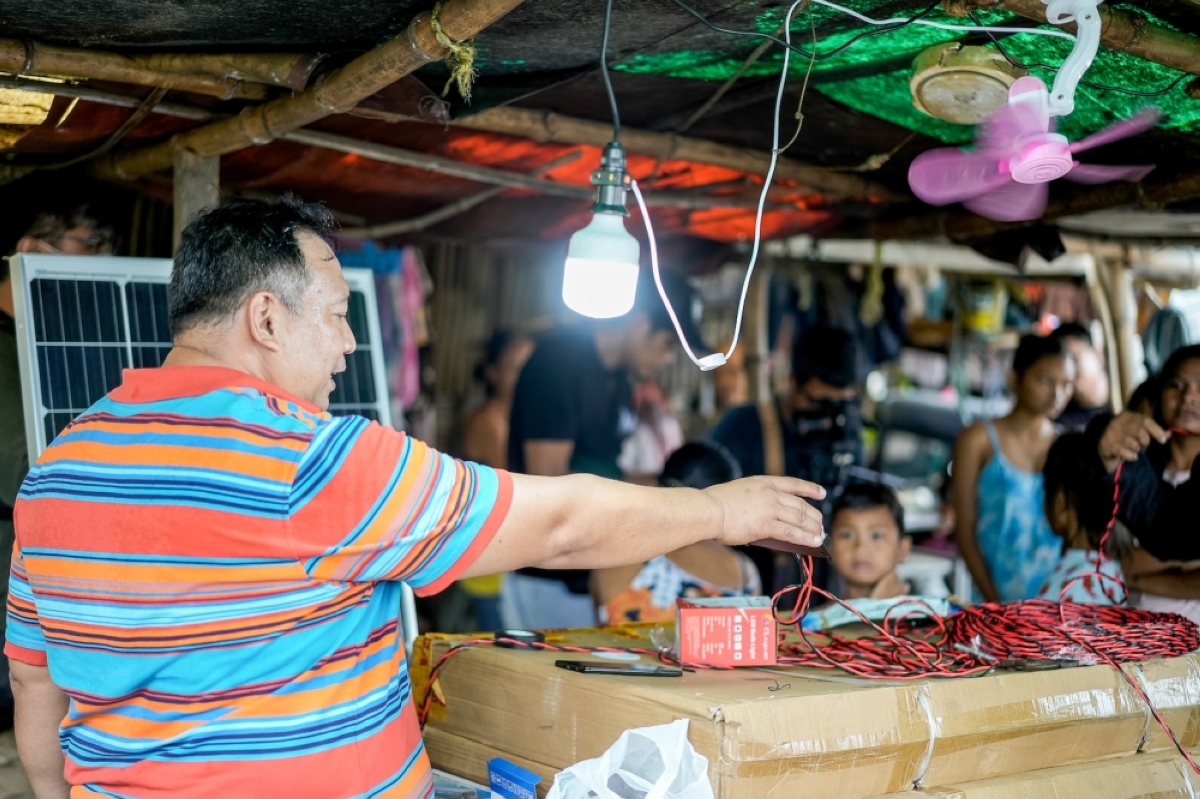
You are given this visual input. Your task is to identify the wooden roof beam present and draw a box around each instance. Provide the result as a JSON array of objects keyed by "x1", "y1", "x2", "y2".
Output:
[
  {"x1": 870, "y1": 170, "x2": 1200, "y2": 241},
  {"x1": 951, "y1": 0, "x2": 1200, "y2": 76},
  {"x1": 0, "y1": 41, "x2": 327, "y2": 100},
  {"x1": 450, "y1": 106, "x2": 905, "y2": 202},
  {"x1": 92, "y1": 0, "x2": 529, "y2": 180}
]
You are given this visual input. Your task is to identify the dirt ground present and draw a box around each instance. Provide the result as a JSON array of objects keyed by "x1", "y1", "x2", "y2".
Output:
[{"x1": 0, "y1": 732, "x2": 32, "y2": 799}]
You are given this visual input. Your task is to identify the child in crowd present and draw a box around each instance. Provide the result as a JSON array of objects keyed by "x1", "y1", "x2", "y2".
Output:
[
  {"x1": 1036, "y1": 433, "x2": 1125, "y2": 604},
  {"x1": 953, "y1": 334, "x2": 1074, "y2": 602},
  {"x1": 827, "y1": 483, "x2": 912, "y2": 600},
  {"x1": 592, "y1": 442, "x2": 761, "y2": 624}
]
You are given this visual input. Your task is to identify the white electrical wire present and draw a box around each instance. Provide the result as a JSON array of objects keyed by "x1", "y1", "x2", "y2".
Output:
[
  {"x1": 813, "y1": 0, "x2": 1077, "y2": 41},
  {"x1": 635, "y1": 0, "x2": 1078, "y2": 371},
  {"x1": 633, "y1": 0, "x2": 805, "y2": 371}
]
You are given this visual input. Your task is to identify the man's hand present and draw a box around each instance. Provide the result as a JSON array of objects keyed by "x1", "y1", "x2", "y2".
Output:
[
  {"x1": 703, "y1": 476, "x2": 826, "y2": 548},
  {"x1": 1099, "y1": 412, "x2": 1170, "y2": 472}
]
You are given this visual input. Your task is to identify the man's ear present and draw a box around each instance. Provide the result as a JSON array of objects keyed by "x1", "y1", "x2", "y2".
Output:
[
  {"x1": 245, "y1": 291, "x2": 287, "y2": 352},
  {"x1": 15, "y1": 237, "x2": 45, "y2": 254},
  {"x1": 897, "y1": 535, "x2": 913, "y2": 564}
]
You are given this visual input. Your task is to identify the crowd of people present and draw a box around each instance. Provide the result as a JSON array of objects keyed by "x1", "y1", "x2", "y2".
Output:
[{"x1": 455, "y1": 279, "x2": 1199, "y2": 633}]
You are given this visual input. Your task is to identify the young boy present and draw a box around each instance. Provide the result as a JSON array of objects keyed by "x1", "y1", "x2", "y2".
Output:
[
  {"x1": 828, "y1": 483, "x2": 912, "y2": 599},
  {"x1": 1036, "y1": 433, "x2": 1125, "y2": 604}
]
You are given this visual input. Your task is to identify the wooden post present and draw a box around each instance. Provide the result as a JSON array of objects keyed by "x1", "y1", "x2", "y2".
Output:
[
  {"x1": 173, "y1": 149, "x2": 219, "y2": 252},
  {"x1": 1084, "y1": 254, "x2": 1124, "y2": 413},
  {"x1": 743, "y1": 262, "x2": 773, "y2": 403},
  {"x1": 1102, "y1": 255, "x2": 1141, "y2": 403}
]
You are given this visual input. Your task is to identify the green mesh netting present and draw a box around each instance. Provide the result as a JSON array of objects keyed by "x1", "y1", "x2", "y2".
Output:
[{"x1": 612, "y1": 1, "x2": 1198, "y2": 144}]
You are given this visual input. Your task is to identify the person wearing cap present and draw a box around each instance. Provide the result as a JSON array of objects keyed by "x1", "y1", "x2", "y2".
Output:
[
  {"x1": 710, "y1": 327, "x2": 864, "y2": 591},
  {"x1": 711, "y1": 326, "x2": 862, "y2": 486},
  {"x1": 503, "y1": 268, "x2": 707, "y2": 630}
]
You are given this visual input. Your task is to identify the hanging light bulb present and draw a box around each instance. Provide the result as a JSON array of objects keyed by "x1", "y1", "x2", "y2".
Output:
[{"x1": 562, "y1": 142, "x2": 640, "y2": 319}]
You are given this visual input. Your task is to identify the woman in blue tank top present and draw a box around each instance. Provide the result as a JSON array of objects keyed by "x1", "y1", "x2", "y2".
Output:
[{"x1": 952, "y1": 334, "x2": 1076, "y2": 603}]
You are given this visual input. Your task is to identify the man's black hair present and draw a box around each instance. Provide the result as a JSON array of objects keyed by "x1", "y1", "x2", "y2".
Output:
[
  {"x1": 1012, "y1": 333, "x2": 1068, "y2": 377},
  {"x1": 792, "y1": 326, "x2": 858, "y2": 389},
  {"x1": 1052, "y1": 322, "x2": 1093, "y2": 347},
  {"x1": 660, "y1": 441, "x2": 741, "y2": 489},
  {"x1": 831, "y1": 482, "x2": 906, "y2": 537},
  {"x1": 169, "y1": 196, "x2": 336, "y2": 336},
  {"x1": 1042, "y1": 432, "x2": 1117, "y2": 553},
  {"x1": 2, "y1": 196, "x2": 117, "y2": 283}
]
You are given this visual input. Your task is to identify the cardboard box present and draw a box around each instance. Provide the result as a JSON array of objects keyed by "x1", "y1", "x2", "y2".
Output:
[
  {"x1": 425, "y1": 727, "x2": 555, "y2": 799},
  {"x1": 676, "y1": 597, "x2": 776, "y2": 667},
  {"x1": 874, "y1": 752, "x2": 1197, "y2": 798},
  {"x1": 413, "y1": 628, "x2": 1200, "y2": 799}
]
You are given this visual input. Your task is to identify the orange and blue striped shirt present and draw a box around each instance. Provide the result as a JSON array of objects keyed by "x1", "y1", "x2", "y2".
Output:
[{"x1": 6, "y1": 366, "x2": 511, "y2": 798}]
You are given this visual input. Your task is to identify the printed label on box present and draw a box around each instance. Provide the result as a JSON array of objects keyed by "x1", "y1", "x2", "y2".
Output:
[{"x1": 676, "y1": 597, "x2": 776, "y2": 667}]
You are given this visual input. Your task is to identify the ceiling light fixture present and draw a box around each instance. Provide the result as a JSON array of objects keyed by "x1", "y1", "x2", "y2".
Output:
[{"x1": 561, "y1": 0, "x2": 641, "y2": 320}]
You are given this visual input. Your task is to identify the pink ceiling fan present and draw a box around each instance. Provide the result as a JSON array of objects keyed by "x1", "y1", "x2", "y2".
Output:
[{"x1": 908, "y1": 75, "x2": 1160, "y2": 222}]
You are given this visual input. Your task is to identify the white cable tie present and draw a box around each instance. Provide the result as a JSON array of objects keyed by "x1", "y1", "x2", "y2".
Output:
[{"x1": 630, "y1": 180, "x2": 724, "y2": 371}]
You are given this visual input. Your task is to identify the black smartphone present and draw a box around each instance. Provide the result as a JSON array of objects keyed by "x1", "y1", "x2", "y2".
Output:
[{"x1": 554, "y1": 660, "x2": 683, "y2": 677}]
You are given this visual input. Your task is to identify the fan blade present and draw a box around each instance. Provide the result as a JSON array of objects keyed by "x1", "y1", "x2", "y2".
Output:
[
  {"x1": 908, "y1": 148, "x2": 1010, "y2": 206},
  {"x1": 1065, "y1": 163, "x2": 1156, "y2": 184},
  {"x1": 1068, "y1": 108, "x2": 1162, "y2": 154},
  {"x1": 962, "y1": 181, "x2": 1048, "y2": 222},
  {"x1": 976, "y1": 76, "x2": 1052, "y2": 154}
]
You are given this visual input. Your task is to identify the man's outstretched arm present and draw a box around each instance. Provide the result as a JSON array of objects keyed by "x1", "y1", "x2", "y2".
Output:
[
  {"x1": 461, "y1": 473, "x2": 826, "y2": 579},
  {"x1": 10, "y1": 660, "x2": 68, "y2": 799}
]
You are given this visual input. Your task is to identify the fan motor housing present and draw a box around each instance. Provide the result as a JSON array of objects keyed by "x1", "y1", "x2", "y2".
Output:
[{"x1": 911, "y1": 44, "x2": 1027, "y2": 125}]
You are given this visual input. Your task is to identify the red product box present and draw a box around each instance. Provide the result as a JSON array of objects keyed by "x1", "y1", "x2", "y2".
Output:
[{"x1": 675, "y1": 596, "x2": 777, "y2": 667}]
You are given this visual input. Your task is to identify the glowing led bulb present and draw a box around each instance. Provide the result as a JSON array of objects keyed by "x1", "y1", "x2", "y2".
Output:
[{"x1": 561, "y1": 212, "x2": 640, "y2": 319}]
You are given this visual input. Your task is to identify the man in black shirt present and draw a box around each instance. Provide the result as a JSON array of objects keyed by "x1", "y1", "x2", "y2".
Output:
[
  {"x1": 504, "y1": 268, "x2": 703, "y2": 628},
  {"x1": 711, "y1": 326, "x2": 862, "y2": 487}
]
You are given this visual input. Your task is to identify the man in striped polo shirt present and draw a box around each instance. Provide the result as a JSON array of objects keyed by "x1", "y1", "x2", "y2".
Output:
[{"x1": 7, "y1": 197, "x2": 826, "y2": 798}]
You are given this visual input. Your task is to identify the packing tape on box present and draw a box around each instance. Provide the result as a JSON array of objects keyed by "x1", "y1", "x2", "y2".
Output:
[{"x1": 911, "y1": 685, "x2": 937, "y2": 789}]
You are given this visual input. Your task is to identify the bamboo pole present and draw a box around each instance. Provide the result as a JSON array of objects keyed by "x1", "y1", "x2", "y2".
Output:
[
  {"x1": 93, "y1": 0, "x2": 529, "y2": 180},
  {"x1": 0, "y1": 40, "x2": 268, "y2": 100},
  {"x1": 135, "y1": 53, "x2": 326, "y2": 91},
  {"x1": 0, "y1": 75, "x2": 216, "y2": 120},
  {"x1": 870, "y1": 168, "x2": 1200, "y2": 241},
  {"x1": 957, "y1": 0, "x2": 1200, "y2": 75},
  {"x1": 340, "y1": 150, "x2": 584, "y2": 238},
  {"x1": 451, "y1": 106, "x2": 904, "y2": 201},
  {"x1": 1083, "y1": 256, "x2": 1124, "y2": 413},
  {"x1": 283, "y1": 128, "x2": 801, "y2": 209}
]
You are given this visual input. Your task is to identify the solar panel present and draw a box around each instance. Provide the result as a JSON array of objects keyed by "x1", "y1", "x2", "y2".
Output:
[
  {"x1": 10, "y1": 254, "x2": 417, "y2": 647},
  {"x1": 11, "y1": 255, "x2": 395, "y2": 455}
]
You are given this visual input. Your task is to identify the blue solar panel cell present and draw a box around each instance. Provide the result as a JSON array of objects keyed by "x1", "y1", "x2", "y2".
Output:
[{"x1": 30, "y1": 279, "x2": 124, "y2": 343}]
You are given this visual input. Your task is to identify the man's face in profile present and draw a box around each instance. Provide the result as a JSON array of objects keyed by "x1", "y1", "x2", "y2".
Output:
[{"x1": 273, "y1": 233, "x2": 357, "y2": 411}]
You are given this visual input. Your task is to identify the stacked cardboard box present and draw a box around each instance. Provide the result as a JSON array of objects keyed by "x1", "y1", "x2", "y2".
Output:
[{"x1": 414, "y1": 628, "x2": 1200, "y2": 799}]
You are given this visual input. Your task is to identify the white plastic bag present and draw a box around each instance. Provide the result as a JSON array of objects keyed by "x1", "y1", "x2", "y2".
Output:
[{"x1": 545, "y1": 719, "x2": 714, "y2": 799}]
